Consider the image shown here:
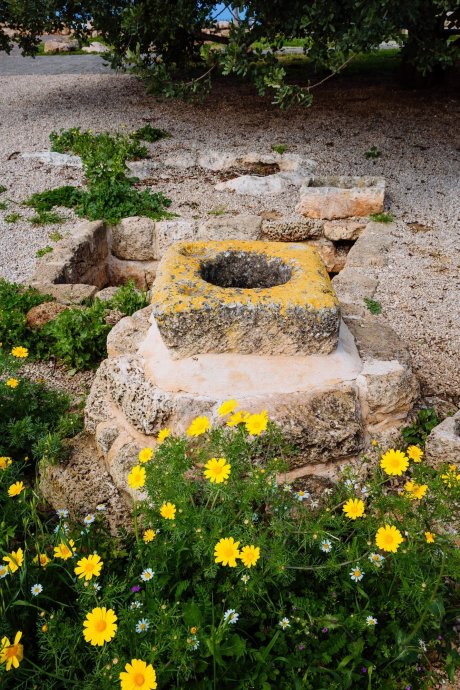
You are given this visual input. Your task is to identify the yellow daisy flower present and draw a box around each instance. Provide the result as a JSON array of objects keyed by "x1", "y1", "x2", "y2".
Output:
[
  {"x1": 120, "y1": 659, "x2": 157, "y2": 690},
  {"x1": 143, "y1": 529, "x2": 156, "y2": 543},
  {"x1": 407, "y1": 445, "x2": 423, "y2": 462},
  {"x1": 375, "y1": 525, "x2": 404, "y2": 553},
  {"x1": 425, "y1": 531, "x2": 435, "y2": 543},
  {"x1": 138, "y1": 448, "x2": 154, "y2": 464},
  {"x1": 214, "y1": 537, "x2": 240, "y2": 567},
  {"x1": 240, "y1": 545, "x2": 260, "y2": 568},
  {"x1": 11, "y1": 346, "x2": 28, "y2": 358},
  {"x1": 405, "y1": 482, "x2": 428, "y2": 500},
  {"x1": 3, "y1": 548, "x2": 24, "y2": 573},
  {"x1": 8, "y1": 481, "x2": 24, "y2": 497},
  {"x1": 203, "y1": 457, "x2": 231, "y2": 484},
  {"x1": 160, "y1": 502, "x2": 176, "y2": 520},
  {"x1": 157, "y1": 428, "x2": 171, "y2": 443},
  {"x1": 0, "y1": 457, "x2": 12, "y2": 470},
  {"x1": 74, "y1": 554, "x2": 103, "y2": 581},
  {"x1": 186, "y1": 416, "x2": 211, "y2": 437},
  {"x1": 227, "y1": 410, "x2": 249, "y2": 427},
  {"x1": 245, "y1": 411, "x2": 268, "y2": 436},
  {"x1": 83, "y1": 607, "x2": 117, "y2": 646},
  {"x1": 5, "y1": 378, "x2": 19, "y2": 389},
  {"x1": 342, "y1": 498, "x2": 365, "y2": 520},
  {"x1": 380, "y1": 449, "x2": 409, "y2": 476},
  {"x1": 33, "y1": 553, "x2": 50, "y2": 568},
  {"x1": 217, "y1": 399, "x2": 238, "y2": 417},
  {"x1": 53, "y1": 539, "x2": 75, "y2": 560},
  {"x1": 128, "y1": 465, "x2": 146, "y2": 490},
  {"x1": 0, "y1": 631, "x2": 24, "y2": 671}
]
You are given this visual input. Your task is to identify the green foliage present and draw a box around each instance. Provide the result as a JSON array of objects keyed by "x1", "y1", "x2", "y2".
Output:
[
  {"x1": 25, "y1": 185, "x2": 83, "y2": 212},
  {"x1": 363, "y1": 297, "x2": 382, "y2": 315},
  {"x1": 0, "y1": 185, "x2": 7, "y2": 194},
  {"x1": 35, "y1": 246, "x2": 53, "y2": 258},
  {"x1": 401, "y1": 408, "x2": 440, "y2": 447},
  {"x1": 1, "y1": 416, "x2": 459, "y2": 688},
  {"x1": 108, "y1": 280, "x2": 149, "y2": 316},
  {"x1": 364, "y1": 145, "x2": 381, "y2": 160},
  {"x1": 369, "y1": 212, "x2": 394, "y2": 223},
  {"x1": 0, "y1": 279, "x2": 52, "y2": 352},
  {"x1": 41, "y1": 300, "x2": 111, "y2": 370},
  {"x1": 29, "y1": 211, "x2": 65, "y2": 225},
  {"x1": 4, "y1": 212, "x2": 21, "y2": 223},
  {"x1": 271, "y1": 144, "x2": 288, "y2": 154},
  {"x1": 0, "y1": 201, "x2": 7, "y2": 210},
  {"x1": 49, "y1": 230, "x2": 63, "y2": 242},
  {"x1": 0, "y1": 349, "x2": 77, "y2": 463},
  {"x1": 132, "y1": 124, "x2": 171, "y2": 142},
  {"x1": 207, "y1": 207, "x2": 228, "y2": 216},
  {"x1": 27, "y1": 128, "x2": 173, "y2": 225}
]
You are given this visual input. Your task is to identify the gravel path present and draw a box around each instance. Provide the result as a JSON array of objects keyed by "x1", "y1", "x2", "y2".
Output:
[
  {"x1": 0, "y1": 68, "x2": 459, "y2": 403},
  {"x1": 0, "y1": 45, "x2": 111, "y2": 75}
]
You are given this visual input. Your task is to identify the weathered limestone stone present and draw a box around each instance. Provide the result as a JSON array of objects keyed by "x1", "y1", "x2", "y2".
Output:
[
  {"x1": 26, "y1": 302, "x2": 68, "y2": 329},
  {"x1": 81, "y1": 41, "x2": 106, "y2": 53},
  {"x1": 95, "y1": 286, "x2": 119, "y2": 302},
  {"x1": 39, "y1": 434, "x2": 131, "y2": 532},
  {"x1": 345, "y1": 221, "x2": 393, "y2": 268},
  {"x1": 215, "y1": 174, "x2": 288, "y2": 196},
  {"x1": 261, "y1": 217, "x2": 323, "y2": 241},
  {"x1": 425, "y1": 411, "x2": 460, "y2": 467},
  {"x1": 108, "y1": 255, "x2": 159, "y2": 289},
  {"x1": 323, "y1": 219, "x2": 367, "y2": 241},
  {"x1": 151, "y1": 241, "x2": 340, "y2": 358},
  {"x1": 110, "y1": 217, "x2": 156, "y2": 261},
  {"x1": 21, "y1": 151, "x2": 82, "y2": 168},
  {"x1": 306, "y1": 238, "x2": 348, "y2": 273},
  {"x1": 126, "y1": 160, "x2": 158, "y2": 180},
  {"x1": 332, "y1": 268, "x2": 378, "y2": 309},
  {"x1": 44, "y1": 283, "x2": 99, "y2": 305},
  {"x1": 296, "y1": 177, "x2": 385, "y2": 220},
  {"x1": 154, "y1": 220, "x2": 197, "y2": 257},
  {"x1": 43, "y1": 38, "x2": 79, "y2": 53},
  {"x1": 107, "y1": 306, "x2": 154, "y2": 358},
  {"x1": 196, "y1": 214, "x2": 262, "y2": 241}
]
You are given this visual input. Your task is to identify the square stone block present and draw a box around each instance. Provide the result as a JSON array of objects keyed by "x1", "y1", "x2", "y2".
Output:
[
  {"x1": 151, "y1": 240, "x2": 340, "y2": 359},
  {"x1": 296, "y1": 176, "x2": 385, "y2": 219}
]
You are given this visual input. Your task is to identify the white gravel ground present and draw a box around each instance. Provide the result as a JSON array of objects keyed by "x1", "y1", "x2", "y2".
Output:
[{"x1": 0, "y1": 70, "x2": 459, "y2": 402}]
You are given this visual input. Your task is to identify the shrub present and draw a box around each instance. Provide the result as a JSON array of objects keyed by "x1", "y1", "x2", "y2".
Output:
[
  {"x1": 1, "y1": 411, "x2": 459, "y2": 689},
  {"x1": 132, "y1": 124, "x2": 171, "y2": 143},
  {"x1": 0, "y1": 279, "x2": 52, "y2": 353},
  {"x1": 108, "y1": 280, "x2": 149, "y2": 316},
  {"x1": 25, "y1": 185, "x2": 83, "y2": 213}
]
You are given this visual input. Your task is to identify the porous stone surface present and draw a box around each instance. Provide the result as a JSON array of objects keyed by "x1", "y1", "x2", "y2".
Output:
[
  {"x1": 26, "y1": 301, "x2": 68, "y2": 328},
  {"x1": 260, "y1": 217, "x2": 324, "y2": 241},
  {"x1": 296, "y1": 176, "x2": 385, "y2": 219},
  {"x1": 21, "y1": 151, "x2": 83, "y2": 168},
  {"x1": 107, "y1": 255, "x2": 159, "y2": 288},
  {"x1": 332, "y1": 268, "x2": 378, "y2": 313},
  {"x1": 215, "y1": 173, "x2": 293, "y2": 196},
  {"x1": 110, "y1": 216, "x2": 156, "y2": 261},
  {"x1": 154, "y1": 220, "x2": 197, "y2": 256},
  {"x1": 323, "y1": 219, "x2": 367, "y2": 242},
  {"x1": 345, "y1": 221, "x2": 393, "y2": 268},
  {"x1": 151, "y1": 240, "x2": 340, "y2": 358},
  {"x1": 107, "y1": 306, "x2": 154, "y2": 357},
  {"x1": 196, "y1": 214, "x2": 262, "y2": 241},
  {"x1": 425, "y1": 411, "x2": 460, "y2": 467},
  {"x1": 95, "y1": 286, "x2": 119, "y2": 302},
  {"x1": 82, "y1": 42, "x2": 107, "y2": 54},
  {"x1": 306, "y1": 238, "x2": 349, "y2": 274},
  {"x1": 44, "y1": 283, "x2": 99, "y2": 305},
  {"x1": 43, "y1": 39, "x2": 79, "y2": 53}
]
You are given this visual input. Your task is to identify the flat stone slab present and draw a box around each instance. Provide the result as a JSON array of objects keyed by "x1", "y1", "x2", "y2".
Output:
[
  {"x1": 296, "y1": 176, "x2": 385, "y2": 220},
  {"x1": 150, "y1": 240, "x2": 340, "y2": 358}
]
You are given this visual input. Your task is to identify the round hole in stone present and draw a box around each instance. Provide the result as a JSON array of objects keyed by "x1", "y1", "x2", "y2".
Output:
[{"x1": 200, "y1": 251, "x2": 292, "y2": 289}]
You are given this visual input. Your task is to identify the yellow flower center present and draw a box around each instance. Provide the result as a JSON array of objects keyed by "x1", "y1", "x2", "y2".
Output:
[
  {"x1": 95, "y1": 619, "x2": 107, "y2": 632},
  {"x1": 6, "y1": 645, "x2": 18, "y2": 659},
  {"x1": 134, "y1": 673, "x2": 145, "y2": 686}
]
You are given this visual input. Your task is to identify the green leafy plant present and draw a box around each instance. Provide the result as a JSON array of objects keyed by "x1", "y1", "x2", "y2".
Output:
[
  {"x1": 75, "y1": 181, "x2": 171, "y2": 225},
  {"x1": 35, "y1": 246, "x2": 53, "y2": 258},
  {"x1": 25, "y1": 185, "x2": 83, "y2": 212},
  {"x1": 108, "y1": 280, "x2": 149, "y2": 316},
  {"x1": 207, "y1": 207, "x2": 228, "y2": 216},
  {"x1": 0, "y1": 279, "x2": 52, "y2": 353},
  {"x1": 364, "y1": 145, "x2": 381, "y2": 160},
  {"x1": 0, "y1": 201, "x2": 7, "y2": 210},
  {"x1": 401, "y1": 408, "x2": 440, "y2": 447},
  {"x1": 0, "y1": 185, "x2": 7, "y2": 194},
  {"x1": 29, "y1": 211, "x2": 65, "y2": 225},
  {"x1": 271, "y1": 144, "x2": 288, "y2": 154},
  {"x1": 132, "y1": 124, "x2": 171, "y2": 143},
  {"x1": 48, "y1": 230, "x2": 63, "y2": 242},
  {"x1": 41, "y1": 300, "x2": 111, "y2": 369},
  {"x1": 364, "y1": 297, "x2": 382, "y2": 315},
  {"x1": 369, "y1": 212, "x2": 394, "y2": 223},
  {"x1": 4, "y1": 213, "x2": 21, "y2": 223}
]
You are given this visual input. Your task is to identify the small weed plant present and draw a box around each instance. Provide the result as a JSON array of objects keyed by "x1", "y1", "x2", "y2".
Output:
[
  {"x1": 132, "y1": 124, "x2": 171, "y2": 143},
  {"x1": 35, "y1": 246, "x2": 53, "y2": 258},
  {"x1": 369, "y1": 212, "x2": 394, "y2": 223},
  {"x1": 364, "y1": 146, "x2": 382, "y2": 160},
  {"x1": 271, "y1": 144, "x2": 288, "y2": 154},
  {"x1": 4, "y1": 213, "x2": 21, "y2": 223},
  {"x1": 0, "y1": 407, "x2": 459, "y2": 688},
  {"x1": 402, "y1": 408, "x2": 440, "y2": 448},
  {"x1": 364, "y1": 297, "x2": 382, "y2": 315},
  {"x1": 0, "y1": 201, "x2": 8, "y2": 211}
]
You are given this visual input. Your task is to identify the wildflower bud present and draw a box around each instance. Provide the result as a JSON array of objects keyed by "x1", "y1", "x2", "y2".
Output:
[
  {"x1": 39, "y1": 611, "x2": 46, "y2": 617},
  {"x1": 112, "y1": 658, "x2": 118, "y2": 665},
  {"x1": 41, "y1": 624, "x2": 48, "y2": 632}
]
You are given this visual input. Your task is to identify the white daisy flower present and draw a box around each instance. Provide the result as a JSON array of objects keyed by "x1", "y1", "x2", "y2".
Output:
[
  {"x1": 368, "y1": 553, "x2": 385, "y2": 566},
  {"x1": 224, "y1": 609, "x2": 239, "y2": 624},
  {"x1": 344, "y1": 479, "x2": 354, "y2": 489},
  {"x1": 31, "y1": 583, "x2": 43, "y2": 596},
  {"x1": 361, "y1": 485, "x2": 369, "y2": 495},
  {"x1": 140, "y1": 568, "x2": 155, "y2": 582},
  {"x1": 83, "y1": 514, "x2": 95, "y2": 525},
  {"x1": 241, "y1": 574, "x2": 250, "y2": 584},
  {"x1": 279, "y1": 617, "x2": 290, "y2": 630},
  {"x1": 323, "y1": 488, "x2": 333, "y2": 495},
  {"x1": 366, "y1": 616, "x2": 378, "y2": 626},
  {"x1": 96, "y1": 504, "x2": 106, "y2": 511},
  {"x1": 310, "y1": 500, "x2": 320, "y2": 508},
  {"x1": 350, "y1": 566, "x2": 365, "y2": 582},
  {"x1": 53, "y1": 522, "x2": 69, "y2": 534},
  {"x1": 92, "y1": 581, "x2": 101, "y2": 592},
  {"x1": 56, "y1": 509, "x2": 69, "y2": 518},
  {"x1": 282, "y1": 484, "x2": 292, "y2": 492},
  {"x1": 320, "y1": 539, "x2": 332, "y2": 553},
  {"x1": 136, "y1": 618, "x2": 150, "y2": 633},
  {"x1": 130, "y1": 601, "x2": 142, "y2": 610},
  {"x1": 296, "y1": 490, "x2": 310, "y2": 501},
  {"x1": 0, "y1": 565, "x2": 9, "y2": 579}
]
